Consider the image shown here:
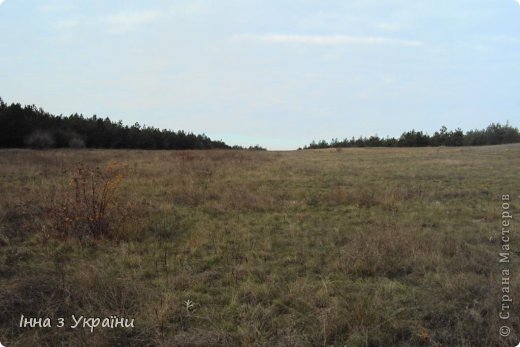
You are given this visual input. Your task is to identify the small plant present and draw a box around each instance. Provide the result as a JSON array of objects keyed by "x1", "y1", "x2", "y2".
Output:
[
  {"x1": 184, "y1": 299, "x2": 195, "y2": 312},
  {"x1": 45, "y1": 161, "x2": 126, "y2": 239}
]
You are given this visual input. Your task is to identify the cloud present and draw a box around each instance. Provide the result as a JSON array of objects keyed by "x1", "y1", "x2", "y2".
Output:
[
  {"x1": 102, "y1": 10, "x2": 161, "y2": 34},
  {"x1": 52, "y1": 19, "x2": 80, "y2": 30},
  {"x1": 233, "y1": 34, "x2": 423, "y2": 47},
  {"x1": 485, "y1": 35, "x2": 520, "y2": 45},
  {"x1": 0, "y1": 0, "x2": 6, "y2": 6},
  {"x1": 39, "y1": 1, "x2": 76, "y2": 13},
  {"x1": 516, "y1": 0, "x2": 520, "y2": 5},
  {"x1": 375, "y1": 21, "x2": 405, "y2": 32},
  {"x1": 169, "y1": 1, "x2": 208, "y2": 16}
]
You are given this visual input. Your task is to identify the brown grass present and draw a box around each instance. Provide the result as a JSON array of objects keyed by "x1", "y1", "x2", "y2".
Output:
[{"x1": 0, "y1": 145, "x2": 518, "y2": 346}]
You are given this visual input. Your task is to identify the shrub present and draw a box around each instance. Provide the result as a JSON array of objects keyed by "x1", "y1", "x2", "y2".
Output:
[
  {"x1": 68, "y1": 137, "x2": 86, "y2": 149},
  {"x1": 44, "y1": 161, "x2": 126, "y2": 239},
  {"x1": 25, "y1": 130, "x2": 55, "y2": 149}
]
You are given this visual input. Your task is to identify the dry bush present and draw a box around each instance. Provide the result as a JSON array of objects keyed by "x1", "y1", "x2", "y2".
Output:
[
  {"x1": 68, "y1": 137, "x2": 86, "y2": 149},
  {"x1": 24, "y1": 130, "x2": 55, "y2": 149},
  {"x1": 44, "y1": 161, "x2": 127, "y2": 239}
]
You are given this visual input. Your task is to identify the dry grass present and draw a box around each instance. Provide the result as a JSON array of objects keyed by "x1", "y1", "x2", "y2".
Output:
[
  {"x1": 0, "y1": 145, "x2": 519, "y2": 346},
  {"x1": 43, "y1": 161, "x2": 126, "y2": 239}
]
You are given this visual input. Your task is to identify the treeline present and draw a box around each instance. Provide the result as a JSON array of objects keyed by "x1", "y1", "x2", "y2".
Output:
[
  {"x1": 232, "y1": 144, "x2": 267, "y2": 151},
  {"x1": 0, "y1": 98, "x2": 264, "y2": 150},
  {"x1": 304, "y1": 124, "x2": 520, "y2": 149}
]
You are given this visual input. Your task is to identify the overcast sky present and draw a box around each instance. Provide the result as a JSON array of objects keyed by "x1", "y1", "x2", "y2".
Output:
[{"x1": 1, "y1": 0, "x2": 519, "y2": 149}]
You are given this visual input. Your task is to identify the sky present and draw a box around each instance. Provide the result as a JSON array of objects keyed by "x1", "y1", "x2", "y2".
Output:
[{"x1": 0, "y1": 0, "x2": 519, "y2": 150}]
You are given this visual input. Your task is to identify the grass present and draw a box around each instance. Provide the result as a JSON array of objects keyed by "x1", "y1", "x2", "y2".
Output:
[{"x1": 0, "y1": 145, "x2": 519, "y2": 346}]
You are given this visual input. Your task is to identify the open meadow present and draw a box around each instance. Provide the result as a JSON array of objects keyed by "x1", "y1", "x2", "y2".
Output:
[{"x1": 0, "y1": 145, "x2": 519, "y2": 346}]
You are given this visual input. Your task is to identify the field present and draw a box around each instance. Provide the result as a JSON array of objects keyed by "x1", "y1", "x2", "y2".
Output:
[{"x1": 0, "y1": 145, "x2": 519, "y2": 346}]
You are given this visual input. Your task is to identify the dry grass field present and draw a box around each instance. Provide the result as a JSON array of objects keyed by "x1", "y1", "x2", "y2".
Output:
[{"x1": 0, "y1": 145, "x2": 519, "y2": 346}]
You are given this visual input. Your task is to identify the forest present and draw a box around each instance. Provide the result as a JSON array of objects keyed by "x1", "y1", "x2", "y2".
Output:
[
  {"x1": 0, "y1": 98, "x2": 232, "y2": 150},
  {"x1": 304, "y1": 124, "x2": 520, "y2": 149}
]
